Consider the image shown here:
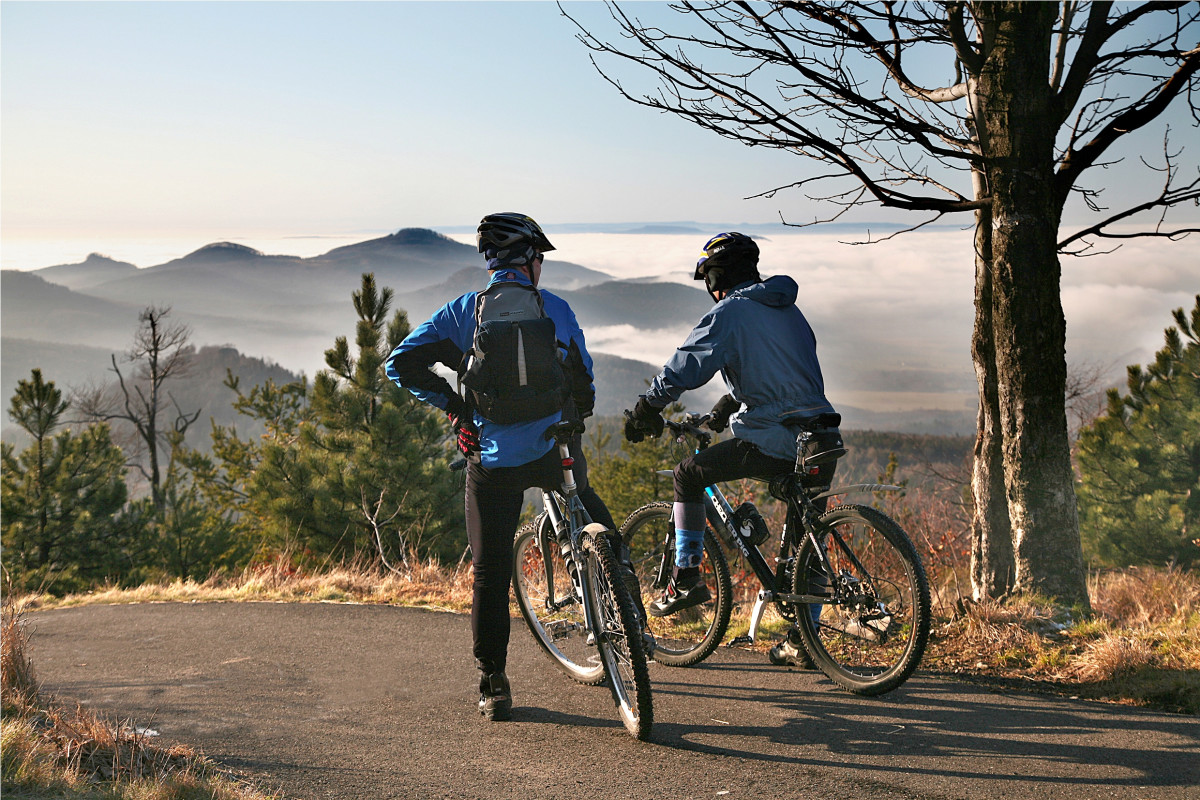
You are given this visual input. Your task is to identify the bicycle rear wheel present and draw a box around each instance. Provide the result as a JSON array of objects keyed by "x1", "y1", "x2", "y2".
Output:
[
  {"x1": 585, "y1": 527, "x2": 653, "y2": 740},
  {"x1": 512, "y1": 516, "x2": 605, "y2": 685},
  {"x1": 793, "y1": 504, "x2": 930, "y2": 696},
  {"x1": 619, "y1": 502, "x2": 732, "y2": 667}
]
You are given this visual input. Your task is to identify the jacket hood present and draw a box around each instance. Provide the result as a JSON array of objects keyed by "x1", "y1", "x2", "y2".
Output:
[{"x1": 731, "y1": 275, "x2": 798, "y2": 308}]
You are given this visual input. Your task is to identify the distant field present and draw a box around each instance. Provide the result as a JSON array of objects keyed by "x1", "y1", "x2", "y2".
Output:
[{"x1": 836, "y1": 389, "x2": 976, "y2": 413}]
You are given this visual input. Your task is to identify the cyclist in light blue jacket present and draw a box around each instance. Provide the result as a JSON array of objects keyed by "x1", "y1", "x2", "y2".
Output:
[
  {"x1": 624, "y1": 232, "x2": 841, "y2": 667},
  {"x1": 387, "y1": 213, "x2": 623, "y2": 721}
]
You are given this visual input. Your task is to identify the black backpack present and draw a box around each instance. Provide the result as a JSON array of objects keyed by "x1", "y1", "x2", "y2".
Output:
[{"x1": 458, "y1": 281, "x2": 570, "y2": 424}]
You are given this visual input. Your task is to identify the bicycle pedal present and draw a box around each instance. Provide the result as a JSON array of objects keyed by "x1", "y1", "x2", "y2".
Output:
[
  {"x1": 546, "y1": 620, "x2": 582, "y2": 642},
  {"x1": 726, "y1": 635, "x2": 753, "y2": 647}
]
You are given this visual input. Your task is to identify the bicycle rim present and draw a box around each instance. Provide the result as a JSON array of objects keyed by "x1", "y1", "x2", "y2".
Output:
[
  {"x1": 512, "y1": 518, "x2": 605, "y2": 685},
  {"x1": 794, "y1": 504, "x2": 931, "y2": 696},
  {"x1": 586, "y1": 532, "x2": 653, "y2": 740},
  {"x1": 619, "y1": 502, "x2": 732, "y2": 667}
]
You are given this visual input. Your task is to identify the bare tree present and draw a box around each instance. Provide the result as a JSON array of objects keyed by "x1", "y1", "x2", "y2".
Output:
[
  {"x1": 77, "y1": 306, "x2": 200, "y2": 513},
  {"x1": 566, "y1": 1, "x2": 1200, "y2": 607}
]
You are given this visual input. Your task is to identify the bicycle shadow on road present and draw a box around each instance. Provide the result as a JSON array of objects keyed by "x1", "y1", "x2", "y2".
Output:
[{"x1": 644, "y1": 664, "x2": 1200, "y2": 793}]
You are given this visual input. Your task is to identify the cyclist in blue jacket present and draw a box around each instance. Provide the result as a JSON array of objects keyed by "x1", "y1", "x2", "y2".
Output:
[
  {"x1": 624, "y1": 232, "x2": 841, "y2": 668},
  {"x1": 387, "y1": 213, "x2": 624, "y2": 721}
]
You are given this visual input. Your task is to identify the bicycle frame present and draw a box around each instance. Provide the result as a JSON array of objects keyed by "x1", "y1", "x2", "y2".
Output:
[
  {"x1": 512, "y1": 418, "x2": 654, "y2": 737},
  {"x1": 658, "y1": 418, "x2": 901, "y2": 644},
  {"x1": 533, "y1": 440, "x2": 601, "y2": 637}
]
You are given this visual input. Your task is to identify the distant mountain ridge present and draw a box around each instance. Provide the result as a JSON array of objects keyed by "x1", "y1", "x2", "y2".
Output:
[
  {"x1": 3, "y1": 228, "x2": 677, "y2": 441},
  {"x1": 33, "y1": 253, "x2": 139, "y2": 289},
  {"x1": 4, "y1": 226, "x2": 979, "y2": 437}
]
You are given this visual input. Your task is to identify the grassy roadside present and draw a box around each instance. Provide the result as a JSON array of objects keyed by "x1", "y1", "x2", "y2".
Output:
[
  {"x1": 2, "y1": 599, "x2": 280, "y2": 800},
  {"x1": 924, "y1": 567, "x2": 1200, "y2": 714},
  {"x1": 4, "y1": 557, "x2": 1196, "y2": 796}
]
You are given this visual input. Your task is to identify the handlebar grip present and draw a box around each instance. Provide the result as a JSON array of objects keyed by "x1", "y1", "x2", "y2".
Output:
[{"x1": 449, "y1": 458, "x2": 468, "y2": 472}]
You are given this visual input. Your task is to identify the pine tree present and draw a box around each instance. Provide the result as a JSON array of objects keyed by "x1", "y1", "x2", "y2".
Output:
[
  {"x1": 1076, "y1": 296, "x2": 1200, "y2": 567},
  {"x1": 2, "y1": 369, "x2": 138, "y2": 592},
  {"x1": 586, "y1": 403, "x2": 688, "y2": 525},
  {"x1": 188, "y1": 274, "x2": 465, "y2": 565}
]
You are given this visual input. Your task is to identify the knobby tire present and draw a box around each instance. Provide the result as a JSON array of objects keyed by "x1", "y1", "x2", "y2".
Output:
[
  {"x1": 586, "y1": 531, "x2": 654, "y2": 740},
  {"x1": 619, "y1": 502, "x2": 733, "y2": 667},
  {"x1": 793, "y1": 503, "x2": 931, "y2": 696}
]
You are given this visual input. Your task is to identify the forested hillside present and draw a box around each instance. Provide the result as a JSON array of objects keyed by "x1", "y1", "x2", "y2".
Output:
[{"x1": 584, "y1": 414, "x2": 972, "y2": 490}]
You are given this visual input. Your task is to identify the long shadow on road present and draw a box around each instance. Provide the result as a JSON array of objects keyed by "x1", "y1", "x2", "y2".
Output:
[
  {"x1": 649, "y1": 660, "x2": 1199, "y2": 796},
  {"x1": 25, "y1": 602, "x2": 1199, "y2": 800}
]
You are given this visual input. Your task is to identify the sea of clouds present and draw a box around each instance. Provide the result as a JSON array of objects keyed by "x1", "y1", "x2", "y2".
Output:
[
  {"x1": 6, "y1": 228, "x2": 1195, "y2": 415},
  {"x1": 538, "y1": 231, "x2": 1198, "y2": 409}
]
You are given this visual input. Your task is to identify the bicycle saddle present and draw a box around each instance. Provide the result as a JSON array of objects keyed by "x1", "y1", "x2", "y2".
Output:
[{"x1": 782, "y1": 411, "x2": 842, "y2": 431}]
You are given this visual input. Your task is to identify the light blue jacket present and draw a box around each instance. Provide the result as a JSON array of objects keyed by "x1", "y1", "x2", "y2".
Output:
[
  {"x1": 644, "y1": 275, "x2": 836, "y2": 461},
  {"x1": 385, "y1": 269, "x2": 595, "y2": 467}
]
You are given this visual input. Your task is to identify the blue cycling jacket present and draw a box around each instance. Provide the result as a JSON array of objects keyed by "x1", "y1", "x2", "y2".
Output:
[
  {"x1": 644, "y1": 274, "x2": 836, "y2": 462},
  {"x1": 385, "y1": 269, "x2": 596, "y2": 468}
]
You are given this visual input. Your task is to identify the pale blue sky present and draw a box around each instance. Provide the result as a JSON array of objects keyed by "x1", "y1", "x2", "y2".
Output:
[
  {"x1": 1, "y1": 2, "x2": 1195, "y2": 409},
  {"x1": 2, "y1": 1, "x2": 796, "y2": 240},
  {"x1": 2, "y1": 1, "x2": 1195, "y2": 245}
]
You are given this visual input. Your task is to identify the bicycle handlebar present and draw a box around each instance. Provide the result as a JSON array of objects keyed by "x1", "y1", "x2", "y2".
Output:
[{"x1": 664, "y1": 413, "x2": 715, "y2": 445}]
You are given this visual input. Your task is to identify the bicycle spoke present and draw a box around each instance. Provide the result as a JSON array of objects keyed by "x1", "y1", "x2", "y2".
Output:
[
  {"x1": 795, "y1": 504, "x2": 930, "y2": 696},
  {"x1": 619, "y1": 502, "x2": 732, "y2": 667},
  {"x1": 587, "y1": 533, "x2": 653, "y2": 740},
  {"x1": 512, "y1": 520, "x2": 605, "y2": 685}
]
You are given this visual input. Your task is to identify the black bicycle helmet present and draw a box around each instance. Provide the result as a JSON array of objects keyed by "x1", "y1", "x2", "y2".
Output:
[
  {"x1": 694, "y1": 232, "x2": 760, "y2": 297},
  {"x1": 476, "y1": 212, "x2": 556, "y2": 255}
]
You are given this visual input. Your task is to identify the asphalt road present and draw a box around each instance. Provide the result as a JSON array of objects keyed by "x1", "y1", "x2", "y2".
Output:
[{"x1": 24, "y1": 602, "x2": 1199, "y2": 800}]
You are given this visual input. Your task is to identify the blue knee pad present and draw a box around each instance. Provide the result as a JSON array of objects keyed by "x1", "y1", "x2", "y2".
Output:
[{"x1": 674, "y1": 529, "x2": 705, "y2": 569}]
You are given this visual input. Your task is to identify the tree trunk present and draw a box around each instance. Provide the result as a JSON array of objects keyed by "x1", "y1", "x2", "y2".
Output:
[
  {"x1": 977, "y1": 3, "x2": 1090, "y2": 608},
  {"x1": 970, "y1": 171, "x2": 1015, "y2": 599}
]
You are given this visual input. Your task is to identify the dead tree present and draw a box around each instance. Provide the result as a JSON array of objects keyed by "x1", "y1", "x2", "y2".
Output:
[
  {"x1": 77, "y1": 306, "x2": 200, "y2": 513},
  {"x1": 565, "y1": 1, "x2": 1200, "y2": 607}
]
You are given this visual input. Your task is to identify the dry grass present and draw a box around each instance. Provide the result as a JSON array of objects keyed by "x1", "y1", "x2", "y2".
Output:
[
  {"x1": 18, "y1": 550, "x2": 475, "y2": 615},
  {"x1": 862, "y1": 479, "x2": 1200, "y2": 713},
  {"x1": 924, "y1": 567, "x2": 1200, "y2": 713},
  {"x1": 2, "y1": 598, "x2": 279, "y2": 799},
  {"x1": 1089, "y1": 566, "x2": 1200, "y2": 628},
  {"x1": 2, "y1": 598, "x2": 40, "y2": 710}
]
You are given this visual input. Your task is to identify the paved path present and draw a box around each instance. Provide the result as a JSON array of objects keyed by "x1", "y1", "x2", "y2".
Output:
[{"x1": 25, "y1": 602, "x2": 1199, "y2": 800}]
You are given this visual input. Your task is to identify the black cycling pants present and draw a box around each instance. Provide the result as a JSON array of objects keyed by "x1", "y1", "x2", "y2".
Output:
[
  {"x1": 465, "y1": 438, "x2": 614, "y2": 675},
  {"x1": 674, "y1": 437, "x2": 837, "y2": 507}
]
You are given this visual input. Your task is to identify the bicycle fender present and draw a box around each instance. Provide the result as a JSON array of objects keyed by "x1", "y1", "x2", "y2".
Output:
[{"x1": 580, "y1": 522, "x2": 614, "y2": 542}]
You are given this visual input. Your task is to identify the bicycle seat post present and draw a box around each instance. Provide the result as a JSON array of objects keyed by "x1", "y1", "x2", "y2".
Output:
[
  {"x1": 544, "y1": 418, "x2": 585, "y2": 501},
  {"x1": 558, "y1": 440, "x2": 577, "y2": 496}
]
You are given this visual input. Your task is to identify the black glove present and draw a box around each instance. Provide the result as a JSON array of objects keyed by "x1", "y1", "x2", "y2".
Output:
[
  {"x1": 446, "y1": 398, "x2": 481, "y2": 458},
  {"x1": 623, "y1": 397, "x2": 665, "y2": 443},
  {"x1": 708, "y1": 394, "x2": 740, "y2": 433}
]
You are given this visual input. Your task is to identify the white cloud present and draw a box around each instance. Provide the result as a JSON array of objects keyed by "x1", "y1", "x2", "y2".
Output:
[{"x1": 558, "y1": 230, "x2": 1197, "y2": 409}]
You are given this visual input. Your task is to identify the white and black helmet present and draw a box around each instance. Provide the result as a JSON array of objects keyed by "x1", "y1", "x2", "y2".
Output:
[
  {"x1": 476, "y1": 212, "x2": 555, "y2": 256},
  {"x1": 694, "y1": 232, "x2": 760, "y2": 298}
]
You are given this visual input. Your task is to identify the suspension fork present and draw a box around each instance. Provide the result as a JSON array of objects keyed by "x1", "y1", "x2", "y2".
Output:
[
  {"x1": 542, "y1": 441, "x2": 603, "y2": 634},
  {"x1": 539, "y1": 493, "x2": 569, "y2": 612}
]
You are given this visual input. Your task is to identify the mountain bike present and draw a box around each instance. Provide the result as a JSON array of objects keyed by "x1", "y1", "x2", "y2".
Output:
[
  {"x1": 619, "y1": 413, "x2": 931, "y2": 696},
  {"x1": 509, "y1": 419, "x2": 653, "y2": 739}
]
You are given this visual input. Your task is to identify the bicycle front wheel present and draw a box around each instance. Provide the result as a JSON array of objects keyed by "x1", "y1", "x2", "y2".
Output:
[
  {"x1": 585, "y1": 527, "x2": 653, "y2": 740},
  {"x1": 793, "y1": 504, "x2": 930, "y2": 696},
  {"x1": 512, "y1": 516, "x2": 605, "y2": 685},
  {"x1": 619, "y1": 502, "x2": 733, "y2": 667}
]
